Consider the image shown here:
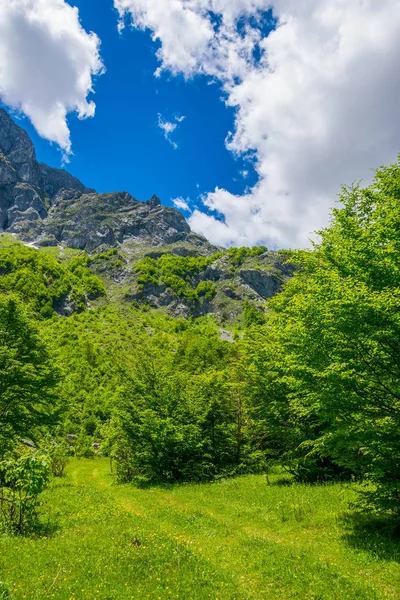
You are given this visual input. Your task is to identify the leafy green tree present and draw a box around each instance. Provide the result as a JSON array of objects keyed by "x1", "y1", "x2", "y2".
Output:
[
  {"x1": 247, "y1": 158, "x2": 400, "y2": 513},
  {"x1": 113, "y1": 325, "x2": 254, "y2": 484},
  {"x1": 115, "y1": 339, "x2": 204, "y2": 484},
  {"x1": 0, "y1": 296, "x2": 59, "y2": 453},
  {"x1": 243, "y1": 300, "x2": 266, "y2": 327},
  {"x1": 191, "y1": 371, "x2": 238, "y2": 475}
]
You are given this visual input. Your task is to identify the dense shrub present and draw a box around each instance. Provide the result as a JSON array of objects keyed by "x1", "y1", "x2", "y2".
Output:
[
  {"x1": 0, "y1": 448, "x2": 50, "y2": 533},
  {"x1": 228, "y1": 245, "x2": 267, "y2": 268},
  {"x1": 243, "y1": 300, "x2": 266, "y2": 327},
  {"x1": 135, "y1": 252, "x2": 222, "y2": 303},
  {"x1": 45, "y1": 439, "x2": 70, "y2": 477},
  {"x1": 0, "y1": 245, "x2": 105, "y2": 316},
  {"x1": 110, "y1": 324, "x2": 261, "y2": 484},
  {"x1": 196, "y1": 281, "x2": 216, "y2": 300}
]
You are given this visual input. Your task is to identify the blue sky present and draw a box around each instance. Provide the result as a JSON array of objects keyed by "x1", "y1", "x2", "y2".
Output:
[
  {"x1": 9, "y1": 0, "x2": 259, "y2": 210},
  {"x1": 1, "y1": 1, "x2": 399, "y2": 248}
]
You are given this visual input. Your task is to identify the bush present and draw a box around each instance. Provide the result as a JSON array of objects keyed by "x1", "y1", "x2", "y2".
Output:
[
  {"x1": 0, "y1": 449, "x2": 50, "y2": 533},
  {"x1": 243, "y1": 300, "x2": 266, "y2": 327},
  {"x1": 46, "y1": 439, "x2": 70, "y2": 478},
  {"x1": 196, "y1": 281, "x2": 216, "y2": 300},
  {"x1": 112, "y1": 436, "x2": 141, "y2": 484},
  {"x1": 135, "y1": 252, "x2": 223, "y2": 303},
  {"x1": 113, "y1": 333, "x2": 256, "y2": 485},
  {"x1": 0, "y1": 245, "x2": 105, "y2": 317},
  {"x1": 74, "y1": 436, "x2": 96, "y2": 459},
  {"x1": 228, "y1": 246, "x2": 267, "y2": 268}
]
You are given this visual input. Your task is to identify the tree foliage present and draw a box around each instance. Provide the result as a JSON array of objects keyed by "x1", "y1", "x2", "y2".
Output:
[
  {"x1": 0, "y1": 295, "x2": 59, "y2": 453},
  {"x1": 0, "y1": 244, "x2": 105, "y2": 317},
  {"x1": 2, "y1": 159, "x2": 400, "y2": 521},
  {"x1": 0, "y1": 447, "x2": 51, "y2": 533},
  {"x1": 135, "y1": 253, "x2": 221, "y2": 304},
  {"x1": 243, "y1": 159, "x2": 400, "y2": 514},
  {"x1": 106, "y1": 321, "x2": 262, "y2": 484}
]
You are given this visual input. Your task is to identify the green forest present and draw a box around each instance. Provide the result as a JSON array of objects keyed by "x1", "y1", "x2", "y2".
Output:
[{"x1": 1, "y1": 160, "x2": 400, "y2": 599}]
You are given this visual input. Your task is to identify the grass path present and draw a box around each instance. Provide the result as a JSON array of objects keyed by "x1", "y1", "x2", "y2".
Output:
[{"x1": 0, "y1": 459, "x2": 399, "y2": 599}]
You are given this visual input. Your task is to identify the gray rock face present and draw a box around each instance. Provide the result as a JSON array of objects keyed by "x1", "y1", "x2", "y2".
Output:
[
  {"x1": 19, "y1": 190, "x2": 194, "y2": 251},
  {"x1": 239, "y1": 269, "x2": 283, "y2": 299},
  {"x1": 95, "y1": 245, "x2": 296, "y2": 323},
  {"x1": 0, "y1": 109, "x2": 41, "y2": 188},
  {"x1": 38, "y1": 162, "x2": 91, "y2": 203},
  {"x1": 0, "y1": 108, "x2": 92, "y2": 233},
  {"x1": 0, "y1": 108, "x2": 205, "y2": 252}
]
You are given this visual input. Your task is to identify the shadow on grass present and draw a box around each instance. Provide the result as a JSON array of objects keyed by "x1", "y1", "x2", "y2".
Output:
[
  {"x1": 29, "y1": 517, "x2": 61, "y2": 538},
  {"x1": 341, "y1": 513, "x2": 400, "y2": 563},
  {"x1": 110, "y1": 478, "x2": 176, "y2": 491},
  {"x1": 4, "y1": 515, "x2": 61, "y2": 539},
  {"x1": 1, "y1": 517, "x2": 60, "y2": 539},
  {"x1": 0, "y1": 581, "x2": 12, "y2": 599},
  {"x1": 270, "y1": 476, "x2": 294, "y2": 486}
]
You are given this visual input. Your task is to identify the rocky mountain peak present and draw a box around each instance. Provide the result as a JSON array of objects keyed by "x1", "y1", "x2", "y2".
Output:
[
  {"x1": 148, "y1": 194, "x2": 161, "y2": 209},
  {"x1": 0, "y1": 108, "x2": 41, "y2": 187},
  {"x1": 0, "y1": 109, "x2": 205, "y2": 252}
]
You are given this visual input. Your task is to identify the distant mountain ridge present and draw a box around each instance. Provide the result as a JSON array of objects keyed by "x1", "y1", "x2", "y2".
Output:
[{"x1": 0, "y1": 108, "x2": 208, "y2": 252}]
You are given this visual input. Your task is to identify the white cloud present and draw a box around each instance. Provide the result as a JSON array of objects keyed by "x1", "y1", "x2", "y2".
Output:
[
  {"x1": 115, "y1": 0, "x2": 400, "y2": 248},
  {"x1": 0, "y1": 0, "x2": 104, "y2": 154},
  {"x1": 115, "y1": 0, "x2": 268, "y2": 82},
  {"x1": 173, "y1": 196, "x2": 191, "y2": 212},
  {"x1": 157, "y1": 113, "x2": 185, "y2": 149}
]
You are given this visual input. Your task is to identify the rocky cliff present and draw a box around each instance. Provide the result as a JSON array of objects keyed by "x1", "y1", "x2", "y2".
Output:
[
  {"x1": 0, "y1": 109, "x2": 90, "y2": 233},
  {"x1": 95, "y1": 244, "x2": 296, "y2": 322},
  {"x1": 0, "y1": 108, "x2": 207, "y2": 252},
  {"x1": 0, "y1": 108, "x2": 295, "y2": 322}
]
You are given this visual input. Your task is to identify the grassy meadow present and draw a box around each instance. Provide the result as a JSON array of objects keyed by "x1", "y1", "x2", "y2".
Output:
[{"x1": 0, "y1": 459, "x2": 399, "y2": 600}]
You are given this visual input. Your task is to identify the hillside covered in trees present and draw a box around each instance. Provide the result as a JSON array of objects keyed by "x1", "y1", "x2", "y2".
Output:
[{"x1": 2, "y1": 157, "x2": 400, "y2": 509}]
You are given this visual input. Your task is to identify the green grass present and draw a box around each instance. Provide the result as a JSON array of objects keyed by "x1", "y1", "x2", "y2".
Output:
[
  {"x1": 37, "y1": 247, "x2": 83, "y2": 262},
  {"x1": 0, "y1": 460, "x2": 399, "y2": 599},
  {"x1": 0, "y1": 233, "x2": 20, "y2": 248}
]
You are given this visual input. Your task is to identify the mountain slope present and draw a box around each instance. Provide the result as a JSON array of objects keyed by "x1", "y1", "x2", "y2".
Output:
[{"x1": 0, "y1": 109, "x2": 295, "y2": 322}]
